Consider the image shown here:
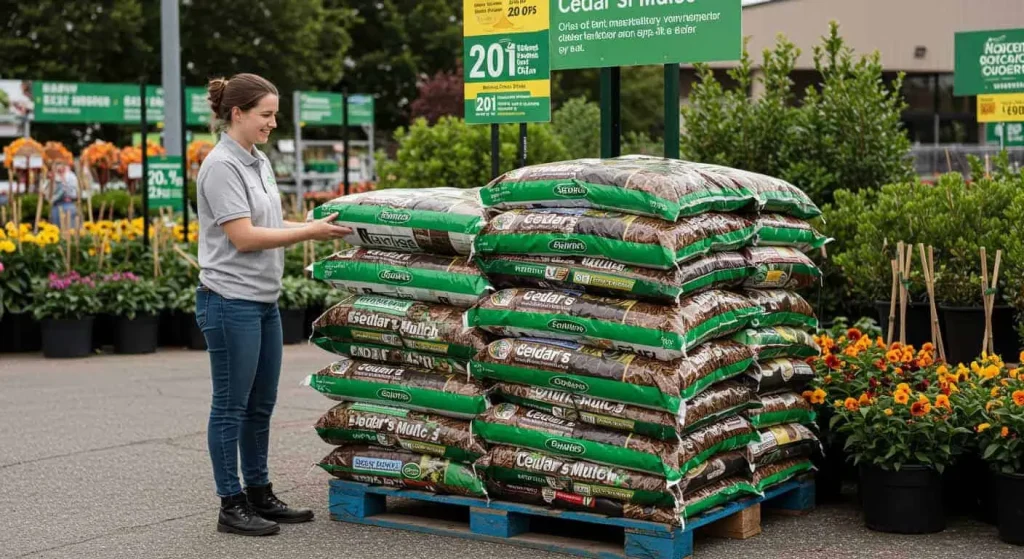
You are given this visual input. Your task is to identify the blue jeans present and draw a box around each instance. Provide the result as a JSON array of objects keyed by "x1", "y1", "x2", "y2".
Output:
[
  {"x1": 195, "y1": 287, "x2": 283, "y2": 497},
  {"x1": 50, "y1": 201, "x2": 79, "y2": 229}
]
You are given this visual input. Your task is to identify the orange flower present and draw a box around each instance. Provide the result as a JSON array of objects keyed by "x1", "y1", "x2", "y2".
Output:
[
  {"x1": 1019, "y1": 350, "x2": 1024, "y2": 364},
  {"x1": 991, "y1": 386, "x2": 1001, "y2": 398},
  {"x1": 844, "y1": 397, "x2": 860, "y2": 412},
  {"x1": 897, "y1": 383, "x2": 911, "y2": 393},
  {"x1": 1010, "y1": 368, "x2": 1020, "y2": 379},
  {"x1": 825, "y1": 354, "x2": 842, "y2": 370},
  {"x1": 847, "y1": 328, "x2": 863, "y2": 341},
  {"x1": 811, "y1": 388, "x2": 827, "y2": 405},
  {"x1": 894, "y1": 391, "x2": 910, "y2": 405},
  {"x1": 886, "y1": 350, "x2": 902, "y2": 363},
  {"x1": 1001, "y1": 426, "x2": 1010, "y2": 438},
  {"x1": 876, "y1": 337, "x2": 886, "y2": 349},
  {"x1": 802, "y1": 390, "x2": 815, "y2": 403},
  {"x1": 918, "y1": 393, "x2": 931, "y2": 405},
  {"x1": 894, "y1": 367, "x2": 904, "y2": 377},
  {"x1": 921, "y1": 342, "x2": 935, "y2": 353},
  {"x1": 844, "y1": 346, "x2": 861, "y2": 358},
  {"x1": 910, "y1": 401, "x2": 931, "y2": 416},
  {"x1": 823, "y1": 375, "x2": 833, "y2": 384},
  {"x1": 858, "y1": 393, "x2": 871, "y2": 406},
  {"x1": 935, "y1": 394, "x2": 951, "y2": 410},
  {"x1": 1012, "y1": 390, "x2": 1024, "y2": 407}
]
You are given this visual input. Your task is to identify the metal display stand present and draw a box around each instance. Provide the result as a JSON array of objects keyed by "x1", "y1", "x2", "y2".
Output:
[{"x1": 292, "y1": 91, "x2": 375, "y2": 201}]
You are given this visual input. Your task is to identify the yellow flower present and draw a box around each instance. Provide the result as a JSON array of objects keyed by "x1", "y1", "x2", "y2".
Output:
[
  {"x1": 812, "y1": 388, "x2": 827, "y2": 405},
  {"x1": 1011, "y1": 369, "x2": 1020, "y2": 380},
  {"x1": 0, "y1": 239, "x2": 15, "y2": 253},
  {"x1": 894, "y1": 391, "x2": 910, "y2": 405},
  {"x1": 833, "y1": 400, "x2": 844, "y2": 408},
  {"x1": 981, "y1": 365, "x2": 1001, "y2": 380},
  {"x1": 977, "y1": 423, "x2": 992, "y2": 433},
  {"x1": 949, "y1": 383, "x2": 960, "y2": 394},
  {"x1": 1020, "y1": 351, "x2": 1024, "y2": 365},
  {"x1": 886, "y1": 350, "x2": 901, "y2": 363},
  {"x1": 972, "y1": 362, "x2": 981, "y2": 373},
  {"x1": 884, "y1": 408, "x2": 893, "y2": 416},
  {"x1": 992, "y1": 386, "x2": 1002, "y2": 398},
  {"x1": 986, "y1": 400, "x2": 1000, "y2": 412},
  {"x1": 897, "y1": 383, "x2": 911, "y2": 393},
  {"x1": 935, "y1": 394, "x2": 951, "y2": 410},
  {"x1": 918, "y1": 394, "x2": 930, "y2": 405},
  {"x1": 858, "y1": 393, "x2": 871, "y2": 406},
  {"x1": 936, "y1": 365, "x2": 950, "y2": 376}
]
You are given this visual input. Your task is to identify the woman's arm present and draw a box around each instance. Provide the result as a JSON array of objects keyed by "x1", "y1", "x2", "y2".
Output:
[
  {"x1": 282, "y1": 220, "x2": 307, "y2": 229},
  {"x1": 223, "y1": 214, "x2": 350, "y2": 252}
]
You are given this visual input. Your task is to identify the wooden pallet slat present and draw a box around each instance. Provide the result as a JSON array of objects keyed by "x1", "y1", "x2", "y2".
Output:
[{"x1": 328, "y1": 477, "x2": 815, "y2": 559}]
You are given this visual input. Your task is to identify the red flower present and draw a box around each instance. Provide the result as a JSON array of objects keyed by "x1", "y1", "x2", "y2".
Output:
[
  {"x1": 847, "y1": 328, "x2": 863, "y2": 341},
  {"x1": 869, "y1": 378, "x2": 879, "y2": 388},
  {"x1": 874, "y1": 359, "x2": 887, "y2": 371},
  {"x1": 825, "y1": 354, "x2": 842, "y2": 370},
  {"x1": 941, "y1": 385, "x2": 951, "y2": 396}
]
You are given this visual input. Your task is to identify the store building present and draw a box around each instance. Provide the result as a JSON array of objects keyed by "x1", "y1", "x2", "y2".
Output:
[{"x1": 686, "y1": 0, "x2": 1024, "y2": 145}]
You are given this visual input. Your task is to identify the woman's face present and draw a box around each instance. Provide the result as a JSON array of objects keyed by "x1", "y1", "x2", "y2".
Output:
[{"x1": 232, "y1": 94, "x2": 278, "y2": 145}]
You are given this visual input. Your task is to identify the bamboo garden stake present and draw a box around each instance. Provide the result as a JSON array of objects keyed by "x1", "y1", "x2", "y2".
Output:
[{"x1": 887, "y1": 257, "x2": 899, "y2": 345}]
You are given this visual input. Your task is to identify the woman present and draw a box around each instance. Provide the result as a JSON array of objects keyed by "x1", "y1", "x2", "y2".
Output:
[
  {"x1": 195, "y1": 73, "x2": 349, "y2": 537},
  {"x1": 48, "y1": 160, "x2": 79, "y2": 228}
]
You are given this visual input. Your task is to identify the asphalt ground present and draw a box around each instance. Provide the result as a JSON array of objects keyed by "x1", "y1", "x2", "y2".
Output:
[{"x1": 0, "y1": 345, "x2": 1018, "y2": 559}]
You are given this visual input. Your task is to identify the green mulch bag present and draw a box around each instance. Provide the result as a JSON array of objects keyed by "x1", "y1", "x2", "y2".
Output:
[
  {"x1": 474, "y1": 209, "x2": 755, "y2": 270},
  {"x1": 473, "y1": 403, "x2": 682, "y2": 481},
  {"x1": 476, "y1": 252, "x2": 751, "y2": 303},
  {"x1": 682, "y1": 477, "x2": 759, "y2": 518},
  {"x1": 754, "y1": 358, "x2": 817, "y2": 395},
  {"x1": 315, "y1": 402, "x2": 487, "y2": 463},
  {"x1": 732, "y1": 326, "x2": 821, "y2": 360},
  {"x1": 311, "y1": 248, "x2": 492, "y2": 308},
  {"x1": 492, "y1": 377, "x2": 759, "y2": 441},
  {"x1": 470, "y1": 337, "x2": 755, "y2": 415},
  {"x1": 485, "y1": 480, "x2": 682, "y2": 525},
  {"x1": 742, "y1": 247, "x2": 822, "y2": 290},
  {"x1": 466, "y1": 289, "x2": 761, "y2": 362},
  {"x1": 745, "y1": 423, "x2": 822, "y2": 467},
  {"x1": 678, "y1": 416, "x2": 759, "y2": 476},
  {"x1": 311, "y1": 339, "x2": 468, "y2": 375},
  {"x1": 492, "y1": 381, "x2": 681, "y2": 440},
  {"x1": 678, "y1": 450, "x2": 751, "y2": 496},
  {"x1": 311, "y1": 187, "x2": 485, "y2": 256},
  {"x1": 743, "y1": 289, "x2": 818, "y2": 331},
  {"x1": 754, "y1": 214, "x2": 830, "y2": 253},
  {"x1": 724, "y1": 167, "x2": 820, "y2": 219},
  {"x1": 751, "y1": 458, "x2": 815, "y2": 492},
  {"x1": 476, "y1": 445, "x2": 681, "y2": 507},
  {"x1": 746, "y1": 392, "x2": 816, "y2": 429},
  {"x1": 304, "y1": 357, "x2": 489, "y2": 419},
  {"x1": 479, "y1": 155, "x2": 759, "y2": 222},
  {"x1": 319, "y1": 445, "x2": 487, "y2": 497},
  {"x1": 312, "y1": 293, "x2": 489, "y2": 359}
]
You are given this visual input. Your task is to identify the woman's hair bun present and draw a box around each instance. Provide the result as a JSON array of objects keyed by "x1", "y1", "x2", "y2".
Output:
[{"x1": 207, "y1": 77, "x2": 229, "y2": 116}]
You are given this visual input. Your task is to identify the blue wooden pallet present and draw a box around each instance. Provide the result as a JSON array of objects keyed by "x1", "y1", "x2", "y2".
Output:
[{"x1": 328, "y1": 477, "x2": 815, "y2": 559}]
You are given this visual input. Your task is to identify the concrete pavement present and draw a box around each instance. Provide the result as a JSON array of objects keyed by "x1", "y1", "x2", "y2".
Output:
[{"x1": 0, "y1": 345, "x2": 1017, "y2": 559}]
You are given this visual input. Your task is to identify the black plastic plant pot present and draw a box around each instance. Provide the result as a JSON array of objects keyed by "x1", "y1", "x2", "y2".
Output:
[
  {"x1": 996, "y1": 471, "x2": 1024, "y2": 545},
  {"x1": 940, "y1": 306, "x2": 987, "y2": 366},
  {"x1": 41, "y1": 317, "x2": 95, "y2": 359},
  {"x1": 874, "y1": 301, "x2": 940, "y2": 350},
  {"x1": 991, "y1": 305, "x2": 1021, "y2": 361},
  {"x1": 0, "y1": 312, "x2": 42, "y2": 352},
  {"x1": 92, "y1": 312, "x2": 116, "y2": 351},
  {"x1": 114, "y1": 314, "x2": 159, "y2": 355},
  {"x1": 859, "y1": 464, "x2": 945, "y2": 534},
  {"x1": 280, "y1": 308, "x2": 306, "y2": 345},
  {"x1": 158, "y1": 310, "x2": 184, "y2": 347}
]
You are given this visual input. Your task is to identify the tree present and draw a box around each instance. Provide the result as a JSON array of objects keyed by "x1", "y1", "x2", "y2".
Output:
[
  {"x1": 334, "y1": 0, "x2": 462, "y2": 133},
  {"x1": 410, "y1": 65, "x2": 463, "y2": 124}
]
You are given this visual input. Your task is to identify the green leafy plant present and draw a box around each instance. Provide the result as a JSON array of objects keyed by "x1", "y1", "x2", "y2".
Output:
[
  {"x1": 98, "y1": 272, "x2": 164, "y2": 319},
  {"x1": 89, "y1": 191, "x2": 142, "y2": 220},
  {"x1": 552, "y1": 97, "x2": 600, "y2": 159},
  {"x1": 32, "y1": 272, "x2": 101, "y2": 321},
  {"x1": 377, "y1": 116, "x2": 569, "y2": 189},
  {"x1": 974, "y1": 377, "x2": 1024, "y2": 474},
  {"x1": 279, "y1": 276, "x2": 323, "y2": 310}
]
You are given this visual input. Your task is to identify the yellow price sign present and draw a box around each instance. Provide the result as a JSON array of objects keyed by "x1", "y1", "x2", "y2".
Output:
[{"x1": 977, "y1": 93, "x2": 1024, "y2": 123}]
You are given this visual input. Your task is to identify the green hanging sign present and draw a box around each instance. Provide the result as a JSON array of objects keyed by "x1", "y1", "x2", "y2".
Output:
[{"x1": 147, "y1": 155, "x2": 184, "y2": 211}]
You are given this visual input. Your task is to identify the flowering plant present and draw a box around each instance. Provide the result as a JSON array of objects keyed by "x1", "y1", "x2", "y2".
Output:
[
  {"x1": 97, "y1": 272, "x2": 164, "y2": 320},
  {"x1": 32, "y1": 272, "x2": 101, "y2": 320},
  {"x1": 832, "y1": 382, "x2": 970, "y2": 473},
  {"x1": 959, "y1": 352, "x2": 1024, "y2": 474}
]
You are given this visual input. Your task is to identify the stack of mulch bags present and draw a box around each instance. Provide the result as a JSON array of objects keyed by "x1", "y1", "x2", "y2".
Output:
[
  {"x1": 466, "y1": 155, "x2": 825, "y2": 526},
  {"x1": 302, "y1": 188, "x2": 496, "y2": 497}
]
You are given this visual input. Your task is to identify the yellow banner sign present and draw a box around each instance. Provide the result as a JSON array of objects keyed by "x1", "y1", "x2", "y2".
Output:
[{"x1": 977, "y1": 93, "x2": 1024, "y2": 122}]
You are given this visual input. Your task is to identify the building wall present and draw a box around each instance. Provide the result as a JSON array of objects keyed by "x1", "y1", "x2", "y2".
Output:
[{"x1": 723, "y1": 0, "x2": 1024, "y2": 72}]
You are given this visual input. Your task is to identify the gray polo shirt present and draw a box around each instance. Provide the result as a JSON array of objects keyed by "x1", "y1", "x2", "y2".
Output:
[{"x1": 197, "y1": 133, "x2": 284, "y2": 303}]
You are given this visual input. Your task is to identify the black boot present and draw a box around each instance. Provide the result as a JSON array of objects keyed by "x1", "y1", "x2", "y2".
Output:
[
  {"x1": 218, "y1": 493, "x2": 280, "y2": 536},
  {"x1": 245, "y1": 482, "x2": 315, "y2": 524}
]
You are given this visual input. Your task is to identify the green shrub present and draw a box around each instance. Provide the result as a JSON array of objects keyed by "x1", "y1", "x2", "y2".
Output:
[
  {"x1": 681, "y1": 22, "x2": 913, "y2": 207},
  {"x1": 90, "y1": 191, "x2": 143, "y2": 220},
  {"x1": 377, "y1": 117, "x2": 570, "y2": 189},
  {"x1": 552, "y1": 97, "x2": 600, "y2": 159}
]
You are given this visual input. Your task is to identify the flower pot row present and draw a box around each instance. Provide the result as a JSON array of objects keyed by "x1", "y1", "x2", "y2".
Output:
[
  {"x1": 859, "y1": 464, "x2": 1023, "y2": 544},
  {"x1": 874, "y1": 302, "x2": 1021, "y2": 365},
  {"x1": 0, "y1": 305, "x2": 322, "y2": 357}
]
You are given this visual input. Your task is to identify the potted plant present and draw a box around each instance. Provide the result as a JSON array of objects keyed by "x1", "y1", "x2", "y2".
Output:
[
  {"x1": 170, "y1": 287, "x2": 206, "y2": 351},
  {"x1": 830, "y1": 343, "x2": 969, "y2": 534},
  {"x1": 98, "y1": 272, "x2": 164, "y2": 354},
  {"x1": 279, "y1": 276, "x2": 318, "y2": 345},
  {"x1": 0, "y1": 227, "x2": 61, "y2": 352},
  {"x1": 32, "y1": 272, "x2": 101, "y2": 358},
  {"x1": 974, "y1": 368, "x2": 1024, "y2": 545}
]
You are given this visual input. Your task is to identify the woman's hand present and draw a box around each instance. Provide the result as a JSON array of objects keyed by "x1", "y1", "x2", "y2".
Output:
[{"x1": 304, "y1": 213, "x2": 352, "y2": 241}]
